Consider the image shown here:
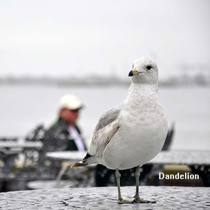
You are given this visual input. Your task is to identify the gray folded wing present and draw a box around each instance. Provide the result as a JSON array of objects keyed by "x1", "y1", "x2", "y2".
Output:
[
  {"x1": 94, "y1": 108, "x2": 120, "y2": 132},
  {"x1": 89, "y1": 108, "x2": 120, "y2": 157}
]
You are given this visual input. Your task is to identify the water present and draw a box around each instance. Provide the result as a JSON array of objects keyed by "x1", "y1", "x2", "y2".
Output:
[{"x1": 0, "y1": 85, "x2": 209, "y2": 150}]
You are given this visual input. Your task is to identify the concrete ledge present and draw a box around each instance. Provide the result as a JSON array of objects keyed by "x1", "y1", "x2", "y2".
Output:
[{"x1": 0, "y1": 186, "x2": 210, "y2": 209}]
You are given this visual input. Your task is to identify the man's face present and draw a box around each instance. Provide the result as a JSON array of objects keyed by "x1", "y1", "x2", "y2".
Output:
[{"x1": 59, "y1": 108, "x2": 80, "y2": 124}]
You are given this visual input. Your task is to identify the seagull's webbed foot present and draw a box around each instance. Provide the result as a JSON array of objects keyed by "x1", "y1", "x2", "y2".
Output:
[
  {"x1": 118, "y1": 198, "x2": 133, "y2": 204},
  {"x1": 132, "y1": 195, "x2": 156, "y2": 204}
]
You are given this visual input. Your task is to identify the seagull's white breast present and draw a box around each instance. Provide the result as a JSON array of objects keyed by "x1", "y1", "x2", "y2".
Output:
[{"x1": 102, "y1": 92, "x2": 168, "y2": 170}]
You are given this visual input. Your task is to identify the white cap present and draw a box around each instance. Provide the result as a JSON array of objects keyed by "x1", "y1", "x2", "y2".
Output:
[{"x1": 59, "y1": 94, "x2": 83, "y2": 110}]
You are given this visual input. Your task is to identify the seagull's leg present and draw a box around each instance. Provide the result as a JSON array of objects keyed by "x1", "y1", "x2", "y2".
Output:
[
  {"x1": 115, "y1": 170, "x2": 122, "y2": 201},
  {"x1": 115, "y1": 170, "x2": 132, "y2": 204},
  {"x1": 133, "y1": 166, "x2": 141, "y2": 201},
  {"x1": 132, "y1": 166, "x2": 156, "y2": 203}
]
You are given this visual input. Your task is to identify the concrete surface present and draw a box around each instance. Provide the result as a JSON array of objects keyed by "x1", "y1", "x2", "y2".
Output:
[{"x1": 0, "y1": 186, "x2": 210, "y2": 209}]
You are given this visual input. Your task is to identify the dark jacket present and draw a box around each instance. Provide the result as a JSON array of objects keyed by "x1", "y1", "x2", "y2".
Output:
[
  {"x1": 37, "y1": 118, "x2": 86, "y2": 178},
  {"x1": 42, "y1": 118, "x2": 86, "y2": 152}
]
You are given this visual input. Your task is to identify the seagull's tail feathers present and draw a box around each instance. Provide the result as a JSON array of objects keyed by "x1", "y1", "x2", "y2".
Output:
[{"x1": 71, "y1": 153, "x2": 96, "y2": 168}]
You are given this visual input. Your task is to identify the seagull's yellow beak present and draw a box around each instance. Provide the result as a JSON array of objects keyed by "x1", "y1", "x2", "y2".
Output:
[{"x1": 128, "y1": 69, "x2": 140, "y2": 77}]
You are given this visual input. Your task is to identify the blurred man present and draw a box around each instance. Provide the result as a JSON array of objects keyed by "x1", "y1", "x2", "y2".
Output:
[
  {"x1": 43, "y1": 94, "x2": 86, "y2": 152},
  {"x1": 38, "y1": 94, "x2": 86, "y2": 178}
]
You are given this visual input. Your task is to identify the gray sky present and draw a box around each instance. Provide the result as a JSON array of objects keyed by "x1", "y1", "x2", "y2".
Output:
[{"x1": 0, "y1": 0, "x2": 209, "y2": 78}]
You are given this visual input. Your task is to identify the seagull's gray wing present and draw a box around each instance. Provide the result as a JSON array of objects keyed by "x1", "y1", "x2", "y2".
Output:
[
  {"x1": 94, "y1": 108, "x2": 120, "y2": 132},
  {"x1": 88, "y1": 108, "x2": 120, "y2": 157}
]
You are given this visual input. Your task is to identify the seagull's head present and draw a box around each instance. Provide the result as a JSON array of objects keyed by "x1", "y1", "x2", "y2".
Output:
[{"x1": 128, "y1": 57, "x2": 158, "y2": 85}]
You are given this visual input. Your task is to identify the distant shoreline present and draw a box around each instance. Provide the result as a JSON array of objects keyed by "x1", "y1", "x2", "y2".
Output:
[{"x1": 0, "y1": 74, "x2": 209, "y2": 87}]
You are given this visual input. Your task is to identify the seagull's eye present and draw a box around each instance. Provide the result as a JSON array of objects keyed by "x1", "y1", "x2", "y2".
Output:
[{"x1": 145, "y1": 65, "x2": 152, "y2": 70}]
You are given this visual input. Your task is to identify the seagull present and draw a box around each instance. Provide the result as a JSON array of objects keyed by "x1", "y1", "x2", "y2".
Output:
[{"x1": 73, "y1": 57, "x2": 168, "y2": 204}]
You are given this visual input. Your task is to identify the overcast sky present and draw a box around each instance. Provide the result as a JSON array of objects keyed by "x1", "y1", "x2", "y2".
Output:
[{"x1": 0, "y1": 0, "x2": 209, "y2": 78}]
